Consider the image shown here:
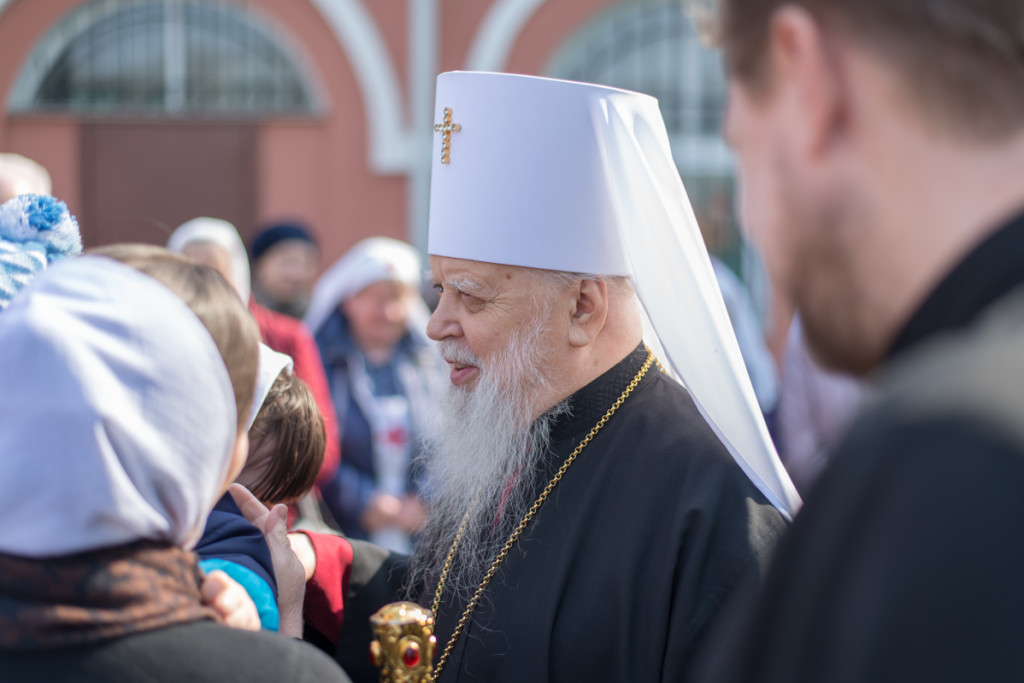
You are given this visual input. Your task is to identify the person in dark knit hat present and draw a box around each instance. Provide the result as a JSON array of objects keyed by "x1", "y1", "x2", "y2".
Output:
[{"x1": 250, "y1": 222, "x2": 320, "y2": 320}]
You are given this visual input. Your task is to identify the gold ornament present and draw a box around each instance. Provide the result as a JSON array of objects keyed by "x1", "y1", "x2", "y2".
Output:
[
  {"x1": 369, "y1": 601, "x2": 437, "y2": 683},
  {"x1": 433, "y1": 107, "x2": 461, "y2": 165}
]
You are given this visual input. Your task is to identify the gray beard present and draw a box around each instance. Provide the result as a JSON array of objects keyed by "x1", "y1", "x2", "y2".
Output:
[{"x1": 406, "y1": 316, "x2": 568, "y2": 608}]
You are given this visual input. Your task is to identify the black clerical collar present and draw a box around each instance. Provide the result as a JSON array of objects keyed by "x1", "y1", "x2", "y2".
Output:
[
  {"x1": 548, "y1": 343, "x2": 651, "y2": 444},
  {"x1": 887, "y1": 209, "x2": 1024, "y2": 361}
]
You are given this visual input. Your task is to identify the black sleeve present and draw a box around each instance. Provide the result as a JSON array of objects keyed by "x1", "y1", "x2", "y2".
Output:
[
  {"x1": 705, "y1": 412, "x2": 1024, "y2": 683},
  {"x1": 333, "y1": 539, "x2": 411, "y2": 683}
]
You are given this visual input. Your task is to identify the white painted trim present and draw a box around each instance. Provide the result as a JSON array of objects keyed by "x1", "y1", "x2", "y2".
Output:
[
  {"x1": 308, "y1": 0, "x2": 413, "y2": 174},
  {"x1": 465, "y1": 0, "x2": 547, "y2": 72},
  {"x1": 407, "y1": 0, "x2": 437, "y2": 249}
]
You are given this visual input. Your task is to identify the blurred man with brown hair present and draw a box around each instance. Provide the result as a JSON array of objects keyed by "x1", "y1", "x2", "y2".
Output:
[{"x1": 704, "y1": 0, "x2": 1024, "y2": 680}]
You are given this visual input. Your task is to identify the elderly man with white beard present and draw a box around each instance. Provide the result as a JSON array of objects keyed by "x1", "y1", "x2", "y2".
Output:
[{"x1": 226, "y1": 72, "x2": 800, "y2": 683}]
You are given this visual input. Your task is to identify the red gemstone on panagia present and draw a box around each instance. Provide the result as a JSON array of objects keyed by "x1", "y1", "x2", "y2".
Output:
[{"x1": 402, "y1": 643, "x2": 421, "y2": 668}]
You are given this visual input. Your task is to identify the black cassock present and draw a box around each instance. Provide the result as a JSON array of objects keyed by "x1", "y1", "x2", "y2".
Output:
[
  {"x1": 424, "y1": 345, "x2": 787, "y2": 682},
  {"x1": 331, "y1": 345, "x2": 787, "y2": 682},
  {"x1": 697, "y1": 212, "x2": 1024, "y2": 683}
]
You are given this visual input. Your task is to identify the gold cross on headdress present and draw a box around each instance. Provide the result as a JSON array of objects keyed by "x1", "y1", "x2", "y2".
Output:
[{"x1": 433, "y1": 107, "x2": 461, "y2": 165}]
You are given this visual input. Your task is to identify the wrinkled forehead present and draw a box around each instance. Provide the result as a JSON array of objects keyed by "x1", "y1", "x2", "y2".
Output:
[{"x1": 428, "y1": 255, "x2": 538, "y2": 291}]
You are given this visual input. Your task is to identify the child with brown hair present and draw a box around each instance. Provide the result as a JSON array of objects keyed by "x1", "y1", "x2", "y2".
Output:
[
  {"x1": 196, "y1": 343, "x2": 326, "y2": 632},
  {"x1": 240, "y1": 360, "x2": 326, "y2": 508}
]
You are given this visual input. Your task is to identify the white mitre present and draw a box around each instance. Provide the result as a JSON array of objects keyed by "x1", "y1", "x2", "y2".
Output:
[{"x1": 428, "y1": 71, "x2": 800, "y2": 519}]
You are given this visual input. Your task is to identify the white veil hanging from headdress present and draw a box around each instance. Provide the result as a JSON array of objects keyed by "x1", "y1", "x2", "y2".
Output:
[{"x1": 595, "y1": 93, "x2": 801, "y2": 518}]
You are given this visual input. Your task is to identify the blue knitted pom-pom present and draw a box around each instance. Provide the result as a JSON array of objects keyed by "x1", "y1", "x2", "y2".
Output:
[
  {"x1": 0, "y1": 194, "x2": 82, "y2": 260},
  {"x1": 0, "y1": 194, "x2": 83, "y2": 309},
  {"x1": 25, "y1": 195, "x2": 65, "y2": 232}
]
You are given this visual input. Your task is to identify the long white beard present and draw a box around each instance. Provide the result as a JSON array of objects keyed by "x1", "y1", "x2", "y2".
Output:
[{"x1": 407, "y1": 314, "x2": 567, "y2": 607}]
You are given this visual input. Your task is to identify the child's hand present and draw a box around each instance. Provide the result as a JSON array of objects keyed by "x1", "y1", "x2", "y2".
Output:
[{"x1": 200, "y1": 570, "x2": 261, "y2": 631}]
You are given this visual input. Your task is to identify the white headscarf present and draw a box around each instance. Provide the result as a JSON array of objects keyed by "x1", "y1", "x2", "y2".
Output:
[
  {"x1": 304, "y1": 236, "x2": 430, "y2": 340},
  {"x1": 0, "y1": 256, "x2": 237, "y2": 557},
  {"x1": 248, "y1": 343, "x2": 294, "y2": 431},
  {"x1": 167, "y1": 217, "x2": 252, "y2": 303}
]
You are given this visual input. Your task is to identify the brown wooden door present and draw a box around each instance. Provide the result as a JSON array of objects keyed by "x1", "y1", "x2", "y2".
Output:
[{"x1": 79, "y1": 121, "x2": 256, "y2": 248}]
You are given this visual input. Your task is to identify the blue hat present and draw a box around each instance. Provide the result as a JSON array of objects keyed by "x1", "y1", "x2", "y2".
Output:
[
  {"x1": 250, "y1": 222, "x2": 317, "y2": 262},
  {"x1": 0, "y1": 194, "x2": 82, "y2": 310}
]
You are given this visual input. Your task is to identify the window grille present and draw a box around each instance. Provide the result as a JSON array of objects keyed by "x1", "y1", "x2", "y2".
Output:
[
  {"x1": 547, "y1": 0, "x2": 732, "y2": 178},
  {"x1": 10, "y1": 0, "x2": 317, "y2": 116}
]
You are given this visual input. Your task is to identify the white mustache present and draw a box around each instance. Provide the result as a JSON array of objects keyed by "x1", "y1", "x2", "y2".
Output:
[{"x1": 438, "y1": 339, "x2": 482, "y2": 367}]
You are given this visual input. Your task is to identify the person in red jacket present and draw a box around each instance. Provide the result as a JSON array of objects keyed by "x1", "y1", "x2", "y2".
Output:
[{"x1": 168, "y1": 217, "x2": 340, "y2": 492}]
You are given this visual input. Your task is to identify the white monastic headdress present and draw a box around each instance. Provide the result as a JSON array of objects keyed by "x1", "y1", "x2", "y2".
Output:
[{"x1": 428, "y1": 71, "x2": 800, "y2": 519}]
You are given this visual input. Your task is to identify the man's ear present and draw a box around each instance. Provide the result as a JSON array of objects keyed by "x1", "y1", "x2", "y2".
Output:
[
  {"x1": 770, "y1": 6, "x2": 848, "y2": 160},
  {"x1": 568, "y1": 279, "x2": 609, "y2": 348}
]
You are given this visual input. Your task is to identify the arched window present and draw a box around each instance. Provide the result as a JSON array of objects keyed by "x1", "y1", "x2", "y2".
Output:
[
  {"x1": 548, "y1": 0, "x2": 730, "y2": 175},
  {"x1": 9, "y1": 0, "x2": 318, "y2": 116},
  {"x1": 547, "y1": 0, "x2": 740, "y2": 259}
]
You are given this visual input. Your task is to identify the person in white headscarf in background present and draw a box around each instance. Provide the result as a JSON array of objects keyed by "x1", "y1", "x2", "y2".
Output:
[
  {"x1": 304, "y1": 237, "x2": 447, "y2": 553},
  {"x1": 0, "y1": 249, "x2": 349, "y2": 682},
  {"x1": 168, "y1": 217, "x2": 342, "y2": 499}
]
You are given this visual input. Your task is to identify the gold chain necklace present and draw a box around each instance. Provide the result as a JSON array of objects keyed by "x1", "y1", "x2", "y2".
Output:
[{"x1": 428, "y1": 348, "x2": 657, "y2": 680}]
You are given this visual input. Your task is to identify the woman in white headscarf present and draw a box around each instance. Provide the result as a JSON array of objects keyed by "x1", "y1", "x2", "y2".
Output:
[
  {"x1": 305, "y1": 237, "x2": 446, "y2": 553},
  {"x1": 0, "y1": 249, "x2": 349, "y2": 682}
]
